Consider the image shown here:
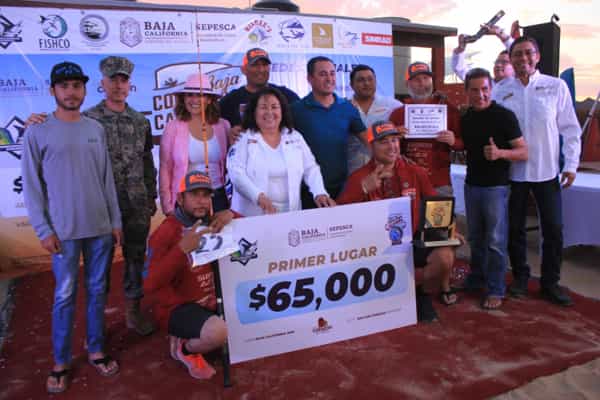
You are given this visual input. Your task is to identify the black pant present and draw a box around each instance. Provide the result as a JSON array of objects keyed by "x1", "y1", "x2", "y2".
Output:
[{"x1": 508, "y1": 177, "x2": 563, "y2": 288}]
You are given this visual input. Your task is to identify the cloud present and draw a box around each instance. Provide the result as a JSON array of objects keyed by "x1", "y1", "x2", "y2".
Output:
[{"x1": 561, "y1": 24, "x2": 600, "y2": 39}]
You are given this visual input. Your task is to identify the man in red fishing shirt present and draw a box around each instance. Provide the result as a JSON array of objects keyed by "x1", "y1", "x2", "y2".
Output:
[
  {"x1": 143, "y1": 171, "x2": 234, "y2": 379},
  {"x1": 337, "y1": 121, "x2": 463, "y2": 322},
  {"x1": 389, "y1": 62, "x2": 463, "y2": 196}
]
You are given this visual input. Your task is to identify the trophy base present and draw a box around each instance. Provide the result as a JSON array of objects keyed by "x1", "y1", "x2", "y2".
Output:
[{"x1": 414, "y1": 238, "x2": 461, "y2": 248}]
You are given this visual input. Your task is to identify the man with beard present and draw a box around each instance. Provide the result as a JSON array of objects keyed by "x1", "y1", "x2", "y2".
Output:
[
  {"x1": 492, "y1": 36, "x2": 582, "y2": 306},
  {"x1": 219, "y1": 48, "x2": 299, "y2": 144},
  {"x1": 22, "y1": 62, "x2": 122, "y2": 393},
  {"x1": 389, "y1": 62, "x2": 463, "y2": 196},
  {"x1": 347, "y1": 64, "x2": 403, "y2": 173},
  {"x1": 27, "y1": 56, "x2": 158, "y2": 336}
]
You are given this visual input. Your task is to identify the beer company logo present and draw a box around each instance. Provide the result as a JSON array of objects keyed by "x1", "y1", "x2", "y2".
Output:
[
  {"x1": 311, "y1": 23, "x2": 333, "y2": 48},
  {"x1": 230, "y1": 238, "x2": 258, "y2": 266},
  {"x1": 0, "y1": 15, "x2": 23, "y2": 49},
  {"x1": 361, "y1": 33, "x2": 392, "y2": 46},
  {"x1": 279, "y1": 17, "x2": 304, "y2": 42},
  {"x1": 38, "y1": 15, "x2": 70, "y2": 50},
  {"x1": 120, "y1": 18, "x2": 142, "y2": 48},
  {"x1": 288, "y1": 229, "x2": 300, "y2": 247},
  {"x1": 80, "y1": 14, "x2": 109, "y2": 44},
  {"x1": 142, "y1": 20, "x2": 192, "y2": 44},
  {"x1": 244, "y1": 19, "x2": 271, "y2": 45}
]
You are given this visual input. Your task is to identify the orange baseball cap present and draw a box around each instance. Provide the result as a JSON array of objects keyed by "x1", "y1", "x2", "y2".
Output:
[
  {"x1": 366, "y1": 121, "x2": 401, "y2": 143},
  {"x1": 178, "y1": 170, "x2": 213, "y2": 193},
  {"x1": 242, "y1": 48, "x2": 271, "y2": 67},
  {"x1": 405, "y1": 62, "x2": 433, "y2": 80}
]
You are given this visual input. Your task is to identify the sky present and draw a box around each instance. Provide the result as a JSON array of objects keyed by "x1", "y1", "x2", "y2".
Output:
[{"x1": 146, "y1": 0, "x2": 600, "y2": 100}]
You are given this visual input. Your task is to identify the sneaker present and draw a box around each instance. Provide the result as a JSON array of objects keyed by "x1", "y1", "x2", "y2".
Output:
[
  {"x1": 175, "y1": 340, "x2": 216, "y2": 380},
  {"x1": 540, "y1": 285, "x2": 574, "y2": 307},
  {"x1": 508, "y1": 279, "x2": 529, "y2": 298},
  {"x1": 416, "y1": 291, "x2": 438, "y2": 323}
]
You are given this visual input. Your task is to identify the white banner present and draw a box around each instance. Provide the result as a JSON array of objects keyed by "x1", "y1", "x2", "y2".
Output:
[{"x1": 219, "y1": 198, "x2": 416, "y2": 364}]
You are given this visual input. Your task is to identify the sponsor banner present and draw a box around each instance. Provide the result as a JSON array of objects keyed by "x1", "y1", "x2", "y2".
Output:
[
  {"x1": 0, "y1": 5, "x2": 392, "y2": 220},
  {"x1": 219, "y1": 198, "x2": 416, "y2": 364}
]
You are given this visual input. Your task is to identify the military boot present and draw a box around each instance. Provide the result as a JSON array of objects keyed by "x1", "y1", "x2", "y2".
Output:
[{"x1": 125, "y1": 298, "x2": 156, "y2": 336}]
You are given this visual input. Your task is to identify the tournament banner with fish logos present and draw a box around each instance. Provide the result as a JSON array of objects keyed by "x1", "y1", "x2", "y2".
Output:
[
  {"x1": 219, "y1": 198, "x2": 416, "y2": 364},
  {"x1": 0, "y1": 6, "x2": 393, "y2": 265},
  {"x1": 0, "y1": 6, "x2": 392, "y2": 222}
]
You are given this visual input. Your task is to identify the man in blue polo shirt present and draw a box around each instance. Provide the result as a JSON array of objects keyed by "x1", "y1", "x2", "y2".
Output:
[{"x1": 291, "y1": 56, "x2": 367, "y2": 206}]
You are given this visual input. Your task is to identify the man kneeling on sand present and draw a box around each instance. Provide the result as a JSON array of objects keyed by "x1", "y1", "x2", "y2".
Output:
[{"x1": 143, "y1": 171, "x2": 234, "y2": 379}]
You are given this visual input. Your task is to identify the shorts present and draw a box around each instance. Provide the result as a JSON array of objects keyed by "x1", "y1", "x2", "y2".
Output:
[
  {"x1": 168, "y1": 303, "x2": 215, "y2": 339},
  {"x1": 413, "y1": 244, "x2": 433, "y2": 269}
]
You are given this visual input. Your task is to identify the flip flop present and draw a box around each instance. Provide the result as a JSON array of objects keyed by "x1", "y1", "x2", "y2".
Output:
[
  {"x1": 481, "y1": 295, "x2": 503, "y2": 310},
  {"x1": 46, "y1": 368, "x2": 70, "y2": 393},
  {"x1": 89, "y1": 355, "x2": 119, "y2": 377},
  {"x1": 439, "y1": 289, "x2": 459, "y2": 306}
]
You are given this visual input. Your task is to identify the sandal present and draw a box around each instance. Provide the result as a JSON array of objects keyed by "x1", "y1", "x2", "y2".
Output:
[
  {"x1": 439, "y1": 289, "x2": 459, "y2": 306},
  {"x1": 89, "y1": 355, "x2": 120, "y2": 377},
  {"x1": 481, "y1": 295, "x2": 503, "y2": 310},
  {"x1": 46, "y1": 368, "x2": 70, "y2": 393}
]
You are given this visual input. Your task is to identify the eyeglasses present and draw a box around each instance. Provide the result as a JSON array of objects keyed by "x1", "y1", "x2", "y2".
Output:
[{"x1": 512, "y1": 49, "x2": 537, "y2": 58}]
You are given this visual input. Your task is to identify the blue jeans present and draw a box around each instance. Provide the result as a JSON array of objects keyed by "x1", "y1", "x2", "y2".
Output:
[
  {"x1": 508, "y1": 177, "x2": 563, "y2": 288},
  {"x1": 464, "y1": 184, "x2": 509, "y2": 297},
  {"x1": 51, "y1": 234, "x2": 113, "y2": 365}
]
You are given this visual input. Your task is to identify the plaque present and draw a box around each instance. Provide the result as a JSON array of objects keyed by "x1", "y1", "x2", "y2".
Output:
[{"x1": 414, "y1": 196, "x2": 461, "y2": 248}]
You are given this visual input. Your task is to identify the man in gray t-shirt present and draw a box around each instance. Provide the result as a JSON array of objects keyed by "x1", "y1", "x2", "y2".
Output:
[{"x1": 21, "y1": 62, "x2": 122, "y2": 393}]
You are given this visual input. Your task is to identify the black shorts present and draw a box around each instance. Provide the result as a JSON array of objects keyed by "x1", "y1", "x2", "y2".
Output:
[
  {"x1": 413, "y1": 245, "x2": 434, "y2": 269},
  {"x1": 168, "y1": 303, "x2": 215, "y2": 339}
]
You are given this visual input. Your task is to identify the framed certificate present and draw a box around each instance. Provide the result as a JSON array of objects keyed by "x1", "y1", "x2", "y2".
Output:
[{"x1": 404, "y1": 104, "x2": 447, "y2": 138}]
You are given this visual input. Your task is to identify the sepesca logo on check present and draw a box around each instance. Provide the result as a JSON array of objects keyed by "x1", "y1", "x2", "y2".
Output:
[{"x1": 235, "y1": 253, "x2": 410, "y2": 324}]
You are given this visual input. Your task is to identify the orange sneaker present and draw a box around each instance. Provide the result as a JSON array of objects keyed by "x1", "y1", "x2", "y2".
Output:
[{"x1": 175, "y1": 340, "x2": 216, "y2": 380}]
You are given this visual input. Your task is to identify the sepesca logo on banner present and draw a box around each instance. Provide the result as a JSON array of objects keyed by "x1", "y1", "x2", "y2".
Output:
[
  {"x1": 196, "y1": 21, "x2": 237, "y2": 43},
  {"x1": 0, "y1": 15, "x2": 23, "y2": 50},
  {"x1": 38, "y1": 15, "x2": 70, "y2": 51}
]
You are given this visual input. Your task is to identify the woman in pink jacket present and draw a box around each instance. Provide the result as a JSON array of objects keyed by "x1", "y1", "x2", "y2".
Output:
[{"x1": 159, "y1": 74, "x2": 230, "y2": 214}]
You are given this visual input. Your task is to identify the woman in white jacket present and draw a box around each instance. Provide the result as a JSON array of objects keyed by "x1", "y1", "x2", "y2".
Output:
[{"x1": 228, "y1": 87, "x2": 335, "y2": 216}]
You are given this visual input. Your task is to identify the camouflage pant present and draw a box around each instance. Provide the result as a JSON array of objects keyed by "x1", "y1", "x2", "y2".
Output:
[{"x1": 107, "y1": 210, "x2": 151, "y2": 299}]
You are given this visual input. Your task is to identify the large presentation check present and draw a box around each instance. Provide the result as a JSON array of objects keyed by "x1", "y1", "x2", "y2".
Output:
[{"x1": 219, "y1": 198, "x2": 416, "y2": 364}]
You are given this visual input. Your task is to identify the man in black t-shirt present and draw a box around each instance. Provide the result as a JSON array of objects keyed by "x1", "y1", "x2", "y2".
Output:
[
  {"x1": 219, "y1": 48, "x2": 299, "y2": 144},
  {"x1": 461, "y1": 68, "x2": 528, "y2": 310}
]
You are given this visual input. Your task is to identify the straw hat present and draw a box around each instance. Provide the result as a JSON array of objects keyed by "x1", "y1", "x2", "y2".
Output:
[{"x1": 177, "y1": 73, "x2": 220, "y2": 96}]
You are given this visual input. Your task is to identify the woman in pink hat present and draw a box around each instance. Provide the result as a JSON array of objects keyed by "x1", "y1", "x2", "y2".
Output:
[{"x1": 159, "y1": 73, "x2": 230, "y2": 214}]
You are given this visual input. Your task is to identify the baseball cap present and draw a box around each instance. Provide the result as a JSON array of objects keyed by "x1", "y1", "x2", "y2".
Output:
[
  {"x1": 178, "y1": 170, "x2": 213, "y2": 193},
  {"x1": 50, "y1": 62, "x2": 89, "y2": 86},
  {"x1": 242, "y1": 48, "x2": 271, "y2": 67},
  {"x1": 366, "y1": 121, "x2": 401, "y2": 143},
  {"x1": 100, "y1": 56, "x2": 134, "y2": 78},
  {"x1": 405, "y1": 62, "x2": 433, "y2": 80}
]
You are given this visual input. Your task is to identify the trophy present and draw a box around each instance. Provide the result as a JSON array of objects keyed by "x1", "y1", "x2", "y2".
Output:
[
  {"x1": 463, "y1": 10, "x2": 505, "y2": 44},
  {"x1": 414, "y1": 196, "x2": 461, "y2": 248}
]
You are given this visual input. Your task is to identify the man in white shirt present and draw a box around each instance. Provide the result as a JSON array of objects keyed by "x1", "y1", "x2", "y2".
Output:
[
  {"x1": 492, "y1": 36, "x2": 582, "y2": 306},
  {"x1": 452, "y1": 24, "x2": 514, "y2": 84},
  {"x1": 347, "y1": 64, "x2": 403, "y2": 173}
]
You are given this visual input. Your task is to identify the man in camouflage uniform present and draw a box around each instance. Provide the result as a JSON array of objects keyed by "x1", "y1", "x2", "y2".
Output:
[
  {"x1": 85, "y1": 56, "x2": 157, "y2": 336},
  {"x1": 26, "y1": 56, "x2": 157, "y2": 335}
]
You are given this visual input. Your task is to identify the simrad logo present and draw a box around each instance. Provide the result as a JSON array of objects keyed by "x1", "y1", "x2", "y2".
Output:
[
  {"x1": 0, "y1": 15, "x2": 23, "y2": 49},
  {"x1": 361, "y1": 33, "x2": 392, "y2": 46},
  {"x1": 39, "y1": 15, "x2": 70, "y2": 50}
]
